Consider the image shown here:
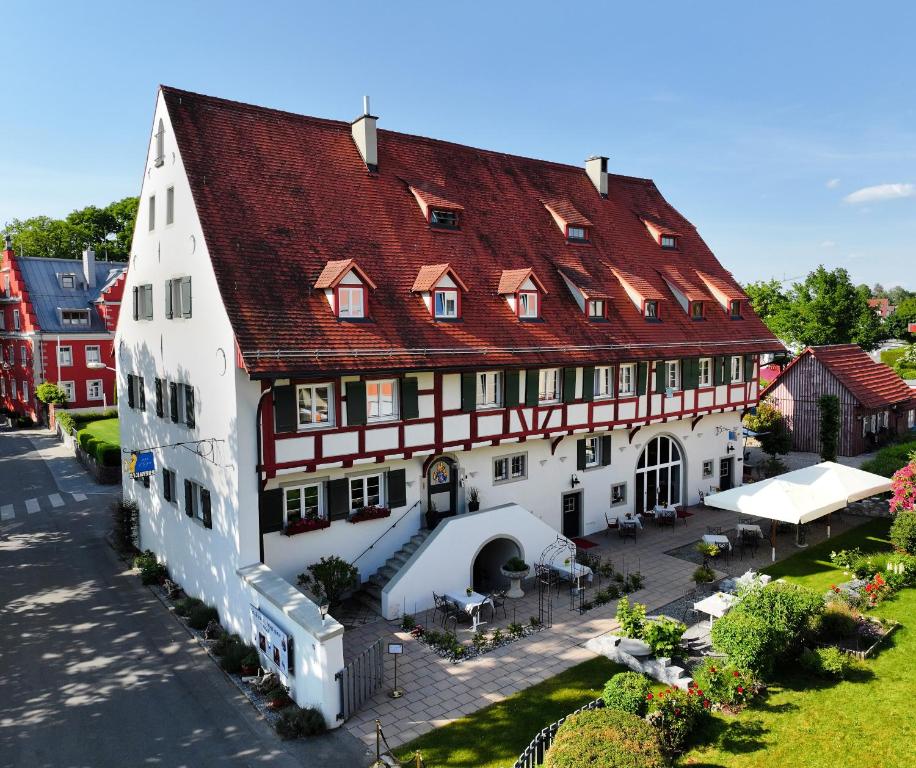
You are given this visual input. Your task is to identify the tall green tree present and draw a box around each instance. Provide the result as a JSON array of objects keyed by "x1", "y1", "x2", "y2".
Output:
[
  {"x1": 4, "y1": 196, "x2": 138, "y2": 261},
  {"x1": 744, "y1": 401, "x2": 792, "y2": 458},
  {"x1": 884, "y1": 296, "x2": 916, "y2": 342},
  {"x1": 744, "y1": 279, "x2": 792, "y2": 339}
]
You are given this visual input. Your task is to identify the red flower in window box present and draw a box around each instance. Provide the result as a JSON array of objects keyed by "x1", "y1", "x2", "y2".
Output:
[
  {"x1": 348, "y1": 505, "x2": 392, "y2": 524},
  {"x1": 283, "y1": 517, "x2": 331, "y2": 536}
]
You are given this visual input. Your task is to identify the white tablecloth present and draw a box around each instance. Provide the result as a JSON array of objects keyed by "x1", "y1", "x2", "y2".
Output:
[
  {"x1": 550, "y1": 562, "x2": 594, "y2": 583},
  {"x1": 653, "y1": 504, "x2": 677, "y2": 516},
  {"x1": 693, "y1": 591, "x2": 738, "y2": 620},
  {"x1": 736, "y1": 523, "x2": 764, "y2": 539},
  {"x1": 703, "y1": 533, "x2": 733, "y2": 551},
  {"x1": 609, "y1": 511, "x2": 643, "y2": 529},
  {"x1": 444, "y1": 590, "x2": 493, "y2": 631}
]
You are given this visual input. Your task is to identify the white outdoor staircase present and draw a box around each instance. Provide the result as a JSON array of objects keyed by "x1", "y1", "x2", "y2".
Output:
[{"x1": 354, "y1": 529, "x2": 432, "y2": 614}]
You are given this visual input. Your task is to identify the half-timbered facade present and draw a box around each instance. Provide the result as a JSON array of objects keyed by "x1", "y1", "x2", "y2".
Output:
[
  {"x1": 118, "y1": 87, "x2": 781, "y2": 675},
  {"x1": 763, "y1": 344, "x2": 915, "y2": 456}
]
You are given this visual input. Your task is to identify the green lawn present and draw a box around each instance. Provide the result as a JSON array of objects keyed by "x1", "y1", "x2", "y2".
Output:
[
  {"x1": 78, "y1": 416, "x2": 120, "y2": 446},
  {"x1": 395, "y1": 656, "x2": 622, "y2": 768}
]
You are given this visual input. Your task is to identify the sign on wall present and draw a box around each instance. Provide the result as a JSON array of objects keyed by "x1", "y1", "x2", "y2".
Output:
[
  {"x1": 250, "y1": 605, "x2": 291, "y2": 677},
  {"x1": 125, "y1": 450, "x2": 156, "y2": 478}
]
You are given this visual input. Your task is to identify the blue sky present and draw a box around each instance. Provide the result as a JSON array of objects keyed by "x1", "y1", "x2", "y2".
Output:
[{"x1": 3, "y1": 1, "x2": 915, "y2": 289}]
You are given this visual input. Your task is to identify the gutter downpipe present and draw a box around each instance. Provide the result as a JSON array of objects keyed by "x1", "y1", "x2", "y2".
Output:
[{"x1": 255, "y1": 382, "x2": 274, "y2": 563}]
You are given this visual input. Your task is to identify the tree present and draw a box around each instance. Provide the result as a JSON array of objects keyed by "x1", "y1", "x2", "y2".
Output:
[
  {"x1": 818, "y1": 394, "x2": 840, "y2": 462},
  {"x1": 4, "y1": 196, "x2": 138, "y2": 261},
  {"x1": 744, "y1": 400, "x2": 792, "y2": 458},
  {"x1": 884, "y1": 297, "x2": 916, "y2": 342},
  {"x1": 887, "y1": 286, "x2": 915, "y2": 307},
  {"x1": 35, "y1": 381, "x2": 68, "y2": 405},
  {"x1": 744, "y1": 279, "x2": 791, "y2": 338}
]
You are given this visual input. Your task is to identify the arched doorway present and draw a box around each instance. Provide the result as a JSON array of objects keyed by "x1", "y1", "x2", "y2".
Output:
[
  {"x1": 427, "y1": 456, "x2": 458, "y2": 522},
  {"x1": 635, "y1": 435, "x2": 684, "y2": 513},
  {"x1": 472, "y1": 537, "x2": 521, "y2": 594}
]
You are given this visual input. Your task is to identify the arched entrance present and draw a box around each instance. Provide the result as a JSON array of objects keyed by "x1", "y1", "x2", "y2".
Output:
[
  {"x1": 427, "y1": 455, "x2": 458, "y2": 522},
  {"x1": 635, "y1": 435, "x2": 684, "y2": 513},
  {"x1": 472, "y1": 537, "x2": 521, "y2": 594}
]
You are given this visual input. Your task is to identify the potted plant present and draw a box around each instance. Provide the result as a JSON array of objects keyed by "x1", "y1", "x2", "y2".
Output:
[
  {"x1": 465, "y1": 586, "x2": 473, "y2": 597},
  {"x1": 348, "y1": 505, "x2": 391, "y2": 524},
  {"x1": 240, "y1": 650, "x2": 260, "y2": 677},
  {"x1": 297, "y1": 556, "x2": 359, "y2": 607},
  {"x1": 501, "y1": 556, "x2": 531, "y2": 599},
  {"x1": 693, "y1": 564, "x2": 715, "y2": 585},
  {"x1": 467, "y1": 487, "x2": 480, "y2": 513}
]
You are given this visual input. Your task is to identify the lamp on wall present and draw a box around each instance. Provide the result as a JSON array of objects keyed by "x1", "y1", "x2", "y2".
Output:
[
  {"x1": 570, "y1": 474, "x2": 581, "y2": 488},
  {"x1": 726, "y1": 444, "x2": 736, "y2": 454}
]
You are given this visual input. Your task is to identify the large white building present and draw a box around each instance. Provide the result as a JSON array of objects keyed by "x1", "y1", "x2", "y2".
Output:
[{"x1": 117, "y1": 86, "x2": 780, "y2": 723}]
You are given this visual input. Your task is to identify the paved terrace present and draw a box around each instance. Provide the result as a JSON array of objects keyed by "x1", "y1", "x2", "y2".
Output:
[{"x1": 339, "y1": 503, "x2": 869, "y2": 748}]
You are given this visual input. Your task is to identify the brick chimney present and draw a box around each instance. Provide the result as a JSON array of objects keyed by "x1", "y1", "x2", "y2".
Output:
[
  {"x1": 585, "y1": 155, "x2": 608, "y2": 198},
  {"x1": 82, "y1": 246, "x2": 96, "y2": 288},
  {"x1": 351, "y1": 95, "x2": 378, "y2": 173}
]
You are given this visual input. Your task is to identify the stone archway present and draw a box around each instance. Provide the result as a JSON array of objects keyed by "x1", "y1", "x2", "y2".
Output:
[{"x1": 471, "y1": 536, "x2": 521, "y2": 594}]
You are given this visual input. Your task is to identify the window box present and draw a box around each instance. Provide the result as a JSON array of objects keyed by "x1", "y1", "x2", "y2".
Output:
[
  {"x1": 348, "y1": 505, "x2": 391, "y2": 524},
  {"x1": 284, "y1": 517, "x2": 332, "y2": 536}
]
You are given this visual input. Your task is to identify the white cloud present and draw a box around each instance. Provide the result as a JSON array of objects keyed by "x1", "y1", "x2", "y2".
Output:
[
  {"x1": 819, "y1": 240, "x2": 836, "y2": 248},
  {"x1": 826, "y1": 178, "x2": 841, "y2": 189},
  {"x1": 843, "y1": 183, "x2": 915, "y2": 204}
]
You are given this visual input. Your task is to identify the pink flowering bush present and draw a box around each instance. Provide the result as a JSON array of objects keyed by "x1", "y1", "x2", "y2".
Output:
[{"x1": 889, "y1": 457, "x2": 916, "y2": 514}]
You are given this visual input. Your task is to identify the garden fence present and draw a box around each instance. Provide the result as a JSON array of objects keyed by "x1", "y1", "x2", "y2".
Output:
[
  {"x1": 513, "y1": 696, "x2": 604, "y2": 767},
  {"x1": 336, "y1": 637, "x2": 384, "y2": 721}
]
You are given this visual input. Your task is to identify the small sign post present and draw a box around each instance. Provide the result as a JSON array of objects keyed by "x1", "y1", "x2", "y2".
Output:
[{"x1": 388, "y1": 642, "x2": 404, "y2": 699}]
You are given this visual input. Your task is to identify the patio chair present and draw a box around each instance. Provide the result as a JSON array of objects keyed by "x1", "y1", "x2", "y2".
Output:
[
  {"x1": 604, "y1": 511, "x2": 619, "y2": 538},
  {"x1": 706, "y1": 525, "x2": 723, "y2": 535},
  {"x1": 697, "y1": 489, "x2": 706, "y2": 505},
  {"x1": 619, "y1": 521, "x2": 638, "y2": 540},
  {"x1": 486, "y1": 590, "x2": 508, "y2": 620},
  {"x1": 432, "y1": 592, "x2": 449, "y2": 626},
  {"x1": 739, "y1": 530, "x2": 760, "y2": 560}
]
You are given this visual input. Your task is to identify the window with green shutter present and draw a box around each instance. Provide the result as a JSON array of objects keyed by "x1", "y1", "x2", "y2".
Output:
[
  {"x1": 258, "y1": 488, "x2": 284, "y2": 533},
  {"x1": 327, "y1": 478, "x2": 350, "y2": 520},
  {"x1": 744, "y1": 354, "x2": 755, "y2": 382},
  {"x1": 637, "y1": 362, "x2": 648, "y2": 396},
  {"x1": 460, "y1": 372, "x2": 476, "y2": 412},
  {"x1": 386, "y1": 468, "x2": 407, "y2": 508},
  {"x1": 581, "y1": 366, "x2": 595, "y2": 401},
  {"x1": 273, "y1": 385, "x2": 296, "y2": 433},
  {"x1": 562, "y1": 367, "x2": 577, "y2": 403},
  {"x1": 345, "y1": 381, "x2": 367, "y2": 425},
  {"x1": 601, "y1": 435, "x2": 612, "y2": 466},
  {"x1": 400, "y1": 378, "x2": 419, "y2": 420},
  {"x1": 524, "y1": 369, "x2": 539, "y2": 406},
  {"x1": 655, "y1": 361, "x2": 666, "y2": 393},
  {"x1": 713, "y1": 356, "x2": 726, "y2": 386},
  {"x1": 505, "y1": 370, "x2": 520, "y2": 407}
]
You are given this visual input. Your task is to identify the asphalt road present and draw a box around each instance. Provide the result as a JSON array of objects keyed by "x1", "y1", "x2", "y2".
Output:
[{"x1": 0, "y1": 427, "x2": 371, "y2": 768}]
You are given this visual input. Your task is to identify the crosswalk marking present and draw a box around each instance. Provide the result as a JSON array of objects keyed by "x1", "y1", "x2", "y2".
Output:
[
  {"x1": 25, "y1": 498, "x2": 40, "y2": 515},
  {"x1": 0, "y1": 505, "x2": 12, "y2": 521},
  {"x1": 72, "y1": 492, "x2": 87, "y2": 502},
  {"x1": 49, "y1": 493, "x2": 64, "y2": 508}
]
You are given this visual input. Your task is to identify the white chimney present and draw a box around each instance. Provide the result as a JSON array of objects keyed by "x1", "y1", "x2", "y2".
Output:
[
  {"x1": 585, "y1": 155, "x2": 608, "y2": 197},
  {"x1": 351, "y1": 95, "x2": 378, "y2": 172},
  {"x1": 82, "y1": 246, "x2": 96, "y2": 288}
]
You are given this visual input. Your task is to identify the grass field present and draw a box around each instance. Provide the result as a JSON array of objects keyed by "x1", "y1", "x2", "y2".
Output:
[{"x1": 78, "y1": 416, "x2": 120, "y2": 446}]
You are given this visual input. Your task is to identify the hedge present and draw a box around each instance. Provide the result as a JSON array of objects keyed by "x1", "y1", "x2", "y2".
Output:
[
  {"x1": 544, "y1": 708, "x2": 666, "y2": 768},
  {"x1": 76, "y1": 429, "x2": 121, "y2": 467},
  {"x1": 861, "y1": 440, "x2": 916, "y2": 478}
]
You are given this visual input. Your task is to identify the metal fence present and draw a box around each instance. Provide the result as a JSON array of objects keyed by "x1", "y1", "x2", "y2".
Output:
[
  {"x1": 336, "y1": 638, "x2": 385, "y2": 721},
  {"x1": 513, "y1": 697, "x2": 605, "y2": 768}
]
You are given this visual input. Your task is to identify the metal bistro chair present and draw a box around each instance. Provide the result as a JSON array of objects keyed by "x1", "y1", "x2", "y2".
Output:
[
  {"x1": 706, "y1": 525, "x2": 723, "y2": 536},
  {"x1": 604, "y1": 511, "x2": 619, "y2": 538},
  {"x1": 432, "y1": 592, "x2": 449, "y2": 626},
  {"x1": 739, "y1": 529, "x2": 760, "y2": 560},
  {"x1": 487, "y1": 590, "x2": 508, "y2": 621}
]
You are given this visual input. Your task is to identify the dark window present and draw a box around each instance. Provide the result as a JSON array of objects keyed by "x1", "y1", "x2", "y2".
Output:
[
  {"x1": 691, "y1": 301, "x2": 704, "y2": 320},
  {"x1": 430, "y1": 209, "x2": 459, "y2": 229},
  {"x1": 660, "y1": 235, "x2": 677, "y2": 249},
  {"x1": 567, "y1": 226, "x2": 588, "y2": 243},
  {"x1": 645, "y1": 300, "x2": 659, "y2": 320},
  {"x1": 729, "y1": 299, "x2": 742, "y2": 318}
]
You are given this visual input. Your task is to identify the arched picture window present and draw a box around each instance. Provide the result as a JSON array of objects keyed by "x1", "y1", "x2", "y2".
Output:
[
  {"x1": 154, "y1": 119, "x2": 165, "y2": 166},
  {"x1": 635, "y1": 435, "x2": 683, "y2": 512}
]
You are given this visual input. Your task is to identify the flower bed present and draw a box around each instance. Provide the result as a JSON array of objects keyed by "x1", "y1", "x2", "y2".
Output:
[
  {"x1": 347, "y1": 505, "x2": 391, "y2": 524},
  {"x1": 284, "y1": 517, "x2": 331, "y2": 536},
  {"x1": 408, "y1": 618, "x2": 544, "y2": 663}
]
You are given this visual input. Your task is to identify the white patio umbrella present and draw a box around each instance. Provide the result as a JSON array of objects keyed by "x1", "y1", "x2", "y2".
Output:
[{"x1": 703, "y1": 462, "x2": 892, "y2": 561}]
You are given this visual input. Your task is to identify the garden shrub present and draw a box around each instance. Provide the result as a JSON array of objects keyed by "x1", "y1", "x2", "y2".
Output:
[
  {"x1": 187, "y1": 604, "x2": 220, "y2": 631},
  {"x1": 799, "y1": 647, "x2": 852, "y2": 679},
  {"x1": 615, "y1": 597, "x2": 646, "y2": 638},
  {"x1": 275, "y1": 707, "x2": 326, "y2": 739},
  {"x1": 601, "y1": 672, "x2": 650, "y2": 716},
  {"x1": 642, "y1": 617, "x2": 686, "y2": 658},
  {"x1": 692, "y1": 565, "x2": 715, "y2": 584},
  {"x1": 174, "y1": 596, "x2": 204, "y2": 617},
  {"x1": 817, "y1": 602, "x2": 859, "y2": 642},
  {"x1": 400, "y1": 613, "x2": 415, "y2": 632},
  {"x1": 297, "y1": 556, "x2": 358, "y2": 605},
  {"x1": 134, "y1": 550, "x2": 167, "y2": 585},
  {"x1": 220, "y1": 637, "x2": 255, "y2": 673},
  {"x1": 55, "y1": 410, "x2": 75, "y2": 434},
  {"x1": 890, "y1": 511, "x2": 916, "y2": 554},
  {"x1": 544, "y1": 708, "x2": 666, "y2": 768},
  {"x1": 691, "y1": 659, "x2": 755, "y2": 707},
  {"x1": 96, "y1": 441, "x2": 120, "y2": 467},
  {"x1": 646, "y1": 686, "x2": 710, "y2": 755},
  {"x1": 861, "y1": 440, "x2": 916, "y2": 478},
  {"x1": 110, "y1": 497, "x2": 139, "y2": 552},
  {"x1": 736, "y1": 582, "x2": 824, "y2": 653},
  {"x1": 211, "y1": 631, "x2": 240, "y2": 657},
  {"x1": 711, "y1": 611, "x2": 778, "y2": 677}
]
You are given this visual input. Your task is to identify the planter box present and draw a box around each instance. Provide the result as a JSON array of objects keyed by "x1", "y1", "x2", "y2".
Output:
[
  {"x1": 283, "y1": 518, "x2": 332, "y2": 536},
  {"x1": 348, "y1": 507, "x2": 391, "y2": 524}
]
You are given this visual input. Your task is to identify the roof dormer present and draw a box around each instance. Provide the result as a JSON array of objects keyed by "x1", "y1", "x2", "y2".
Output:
[
  {"x1": 695, "y1": 271, "x2": 747, "y2": 318},
  {"x1": 408, "y1": 183, "x2": 464, "y2": 230},
  {"x1": 557, "y1": 267, "x2": 608, "y2": 320},
  {"x1": 640, "y1": 215, "x2": 680, "y2": 249},
  {"x1": 314, "y1": 259, "x2": 377, "y2": 320},
  {"x1": 498, "y1": 268, "x2": 547, "y2": 320},
  {"x1": 657, "y1": 266, "x2": 712, "y2": 320},
  {"x1": 612, "y1": 268, "x2": 665, "y2": 321},
  {"x1": 411, "y1": 264, "x2": 468, "y2": 320},
  {"x1": 543, "y1": 198, "x2": 592, "y2": 243}
]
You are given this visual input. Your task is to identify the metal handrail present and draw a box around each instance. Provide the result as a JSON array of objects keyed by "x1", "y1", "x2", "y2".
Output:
[{"x1": 351, "y1": 499, "x2": 422, "y2": 569}]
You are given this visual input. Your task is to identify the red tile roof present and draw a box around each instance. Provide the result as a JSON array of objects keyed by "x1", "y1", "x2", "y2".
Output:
[
  {"x1": 162, "y1": 86, "x2": 780, "y2": 376},
  {"x1": 696, "y1": 271, "x2": 747, "y2": 301},
  {"x1": 542, "y1": 198, "x2": 593, "y2": 228},
  {"x1": 313, "y1": 259, "x2": 377, "y2": 290},
  {"x1": 498, "y1": 268, "x2": 547, "y2": 295},
  {"x1": 657, "y1": 266, "x2": 712, "y2": 304},
  {"x1": 764, "y1": 344, "x2": 914, "y2": 409},
  {"x1": 640, "y1": 214, "x2": 681, "y2": 237},
  {"x1": 411, "y1": 264, "x2": 468, "y2": 293},
  {"x1": 408, "y1": 182, "x2": 465, "y2": 212},
  {"x1": 611, "y1": 268, "x2": 666, "y2": 302}
]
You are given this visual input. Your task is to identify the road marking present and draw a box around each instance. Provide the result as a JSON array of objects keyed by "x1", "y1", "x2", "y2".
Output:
[
  {"x1": 0, "y1": 505, "x2": 13, "y2": 521},
  {"x1": 49, "y1": 493, "x2": 64, "y2": 508},
  {"x1": 72, "y1": 493, "x2": 88, "y2": 502},
  {"x1": 25, "y1": 498, "x2": 40, "y2": 515}
]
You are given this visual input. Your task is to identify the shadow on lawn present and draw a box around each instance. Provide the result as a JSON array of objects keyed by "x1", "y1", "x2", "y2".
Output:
[{"x1": 690, "y1": 716, "x2": 768, "y2": 765}]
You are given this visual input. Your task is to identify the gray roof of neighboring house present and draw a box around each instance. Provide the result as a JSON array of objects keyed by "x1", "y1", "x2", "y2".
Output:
[{"x1": 16, "y1": 256, "x2": 127, "y2": 334}]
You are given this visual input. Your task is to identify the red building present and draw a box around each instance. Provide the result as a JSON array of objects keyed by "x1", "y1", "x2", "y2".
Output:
[{"x1": 0, "y1": 235, "x2": 127, "y2": 422}]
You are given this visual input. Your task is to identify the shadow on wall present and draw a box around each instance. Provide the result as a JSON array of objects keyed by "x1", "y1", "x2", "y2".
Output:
[{"x1": 472, "y1": 537, "x2": 521, "y2": 593}]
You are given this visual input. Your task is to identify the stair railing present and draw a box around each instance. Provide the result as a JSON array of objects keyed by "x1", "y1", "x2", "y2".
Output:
[{"x1": 351, "y1": 499, "x2": 422, "y2": 570}]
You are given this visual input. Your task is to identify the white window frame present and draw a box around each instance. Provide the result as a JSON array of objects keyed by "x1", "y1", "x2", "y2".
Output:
[
  {"x1": 338, "y1": 286, "x2": 365, "y2": 319},
  {"x1": 568, "y1": 225, "x2": 587, "y2": 242},
  {"x1": 666, "y1": 360, "x2": 680, "y2": 391},
  {"x1": 349, "y1": 473, "x2": 384, "y2": 512},
  {"x1": 908, "y1": 409, "x2": 915, "y2": 429},
  {"x1": 59, "y1": 381, "x2": 75, "y2": 402},
  {"x1": 366, "y1": 379, "x2": 399, "y2": 422},
  {"x1": 186, "y1": 480, "x2": 207, "y2": 522},
  {"x1": 611, "y1": 482, "x2": 627, "y2": 506},
  {"x1": 587, "y1": 299, "x2": 605, "y2": 318},
  {"x1": 21, "y1": 380, "x2": 29, "y2": 402},
  {"x1": 584, "y1": 436, "x2": 601, "y2": 468},
  {"x1": 730, "y1": 355, "x2": 743, "y2": 382},
  {"x1": 494, "y1": 452, "x2": 527, "y2": 484},
  {"x1": 283, "y1": 483, "x2": 325, "y2": 525},
  {"x1": 296, "y1": 383, "x2": 335, "y2": 428},
  {"x1": 594, "y1": 366, "x2": 613, "y2": 398},
  {"x1": 644, "y1": 300, "x2": 659, "y2": 319},
  {"x1": 58, "y1": 346, "x2": 73, "y2": 367},
  {"x1": 148, "y1": 195, "x2": 156, "y2": 231},
  {"x1": 61, "y1": 310, "x2": 90, "y2": 327},
  {"x1": 60, "y1": 274, "x2": 76, "y2": 289},
  {"x1": 433, "y1": 289, "x2": 458, "y2": 319},
  {"x1": 690, "y1": 301, "x2": 704, "y2": 320},
  {"x1": 618, "y1": 363, "x2": 636, "y2": 396},
  {"x1": 660, "y1": 235, "x2": 677, "y2": 249},
  {"x1": 85, "y1": 345, "x2": 101, "y2": 365},
  {"x1": 10, "y1": 379, "x2": 16, "y2": 398},
  {"x1": 12, "y1": 309, "x2": 20, "y2": 330},
  {"x1": 20, "y1": 346, "x2": 27, "y2": 366},
  {"x1": 87, "y1": 379, "x2": 103, "y2": 401},
  {"x1": 166, "y1": 186, "x2": 175, "y2": 225},
  {"x1": 729, "y1": 299, "x2": 742, "y2": 318},
  {"x1": 698, "y1": 358, "x2": 712, "y2": 387},
  {"x1": 476, "y1": 371, "x2": 503, "y2": 409},
  {"x1": 518, "y1": 291, "x2": 539, "y2": 319},
  {"x1": 538, "y1": 368, "x2": 561, "y2": 403},
  {"x1": 0, "y1": 379, "x2": 4, "y2": 396},
  {"x1": 702, "y1": 460, "x2": 714, "y2": 478}
]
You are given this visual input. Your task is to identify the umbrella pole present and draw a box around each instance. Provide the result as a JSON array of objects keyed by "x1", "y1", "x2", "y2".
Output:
[{"x1": 770, "y1": 519, "x2": 776, "y2": 563}]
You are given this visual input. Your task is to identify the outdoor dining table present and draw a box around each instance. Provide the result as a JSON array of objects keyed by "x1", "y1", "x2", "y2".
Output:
[
  {"x1": 693, "y1": 591, "x2": 738, "y2": 625},
  {"x1": 736, "y1": 523, "x2": 764, "y2": 539},
  {"x1": 702, "y1": 533, "x2": 733, "y2": 551},
  {"x1": 550, "y1": 561, "x2": 594, "y2": 587},
  {"x1": 444, "y1": 590, "x2": 493, "y2": 632},
  {"x1": 611, "y1": 511, "x2": 643, "y2": 529}
]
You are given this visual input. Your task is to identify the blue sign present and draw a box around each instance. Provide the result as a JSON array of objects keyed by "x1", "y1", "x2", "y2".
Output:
[{"x1": 127, "y1": 451, "x2": 156, "y2": 478}]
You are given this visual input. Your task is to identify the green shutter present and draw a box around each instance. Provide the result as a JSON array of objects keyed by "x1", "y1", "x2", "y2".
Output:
[
  {"x1": 163, "y1": 467, "x2": 171, "y2": 502},
  {"x1": 184, "y1": 384, "x2": 195, "y2": 428},
  {"x1": 655, "y1": 361, "x2": 666, "y2": 393},
  {"x1": 400, "y1": 377, "x2": 419, "y2": 420},
  {"x1": 460, "y1": 372, "x2": 476, "y2": 412},
  {"x1": 744, "y1": 354, "x2": 755, "y2": 382},
  {"x1": 505, "y1": 370, "x2": 520, "y2": 407},
  {"x1": 127, "y1": 374, "x2": 135, "y2": 408},
  {"x1": 576, "y1": 439, "x2": 587, "y2": 471},
  {"x1": 637, "y1": 362, "x2": 648, "y2": 396},
  {"x1": 164, "y1": 280, "x2": 173, "y2": 319},
  {"x1": 387, "y1": 468, "x2": 407, "y2": 508},
  {"x1": 273, "y1": 385, "x2": 296, "y2": 432},
  {"x1": 581, "y1": 367, "x2": 595, "y2": 402},
  {"x1": 180, "y1": 276, "x2": 192, "y2": 318},
  {"x1": 258, "y1": 488, "x2": 284, "y2": 533},
  {"x1": 684, "y1": 358, "x2": 699, "y2": 390},
  {"x1": 169, "y1": 382, "x2": 179, "y2": 422},
  {"x1": 601, "y1": 435, "x2": 612, "y2": 466},
  {"x1": 525, "y1": 369, "x2": 539, "y2": 406},
  {"x1": 345, "y1": 381, "x2": 367, "y2": 425},
  {"x1": 201, "y1": 489, "x2": 212, "y2": 529},
  {"x1": 184, "y1": 479, "x2": 193, "y2": 517},
  {"x1": 155, "y1": 378, "x2": 164, "y2": 417},
  {"x1": 562, "y1": 367, "x2": 577, "y2": 403},
  {"x1": 138, "y1": 377, "x2": 145, "y2": 411},
  {"x1": 327, "y1": 478, "x2": 350, "y2": 520}
]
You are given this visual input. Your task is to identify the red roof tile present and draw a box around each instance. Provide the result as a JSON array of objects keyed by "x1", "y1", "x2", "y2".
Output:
[
  {"x1": 696, "y1": 271, "x2": 747, "y2": 302},
  {"x1": 542, "y1": 198, "x2": 593, "y2": 228},
  {"x1": 611, "y1": 268, "x2": 666, "y2": 302},
  {"x1": 161, "y1": 86, "x2": 780, "y2": 376},
  {"x1": 313, "y1": 259, "x2": 377, "y2": 290},
  {"x1": 657, "y1": 266, "x2": 712, "y2": 303},
  {"x1": 498, "y1": 268, "x2": 547, "y2": 295},
  {"x1": 411, "y1": 264, "x2": 468, "y2": 293},
  {"x1": 408, "y1": 182, "x2": 465, "y2": 213}
]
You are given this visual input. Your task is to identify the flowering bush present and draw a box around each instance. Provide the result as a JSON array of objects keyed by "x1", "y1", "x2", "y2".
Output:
[
  {"x1": 890, "y1": 509, "x2": 916, "y2": 553},
  {"x1": 347, "y1": 505, "x2": 391, "y2": 524},
  {"x1": 863, "y1": 572, "x2": 891, "y2": 607},
  {"x1": 889, "y1": 457, "x2": 916, "y2": 515},
  {"x1": 691, "y1": 659, "x2": 757, "y2": 707},
  {"x1": 646, "y1": 685, "x2": 710, "y2": 755}
]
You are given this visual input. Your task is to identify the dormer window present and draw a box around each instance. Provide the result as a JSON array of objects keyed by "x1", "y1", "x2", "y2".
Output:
[
  {"x1": 338, "y1": 286, "x2": 365, "y2": 319},
  {"x1": 690, "y1": 301, "x2": 704, "y2": 320},
  {"x1": 543, "y1": 199, "x2": 592, "y2": 244},
  {"x1": 434, "y1": 289, "x2": 458, "y2": 318},
  {"x1": 412, "y1": 264, "x2": 468, "y2": 321},
  {"x1": 430, "y1": 209, "x2": 459, "y2": 229},
  {"x1": 567, "y1": 226, "x2": 589, "y2": 243},
  {"x1": 60, "y1": 274, "x2": 77, "y2": 289},
  {"x1": 314, "y1": 259, "x2": 377, "y2": 320},
  {"x1": 644, "y1": 300, "x2": 659, "y2": 320},
  {"x1": 587, "y1": 299, "x2": 605, "y2": 319},
  {"x1": 660, "y1": 235, "x2": 678, "y2": 249},
  {"x1": 729, "y1": 299, "x2": 742, "y2": 319},
  {"x1": 518, "y1": 291, "x2": 539, "y2": 318},
  {"x1": 498, "y1": 268, "x2": 547, "y2": 319},
  {"x1": 61, "y1": 309, "x2": 90, "y2": 327}
]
